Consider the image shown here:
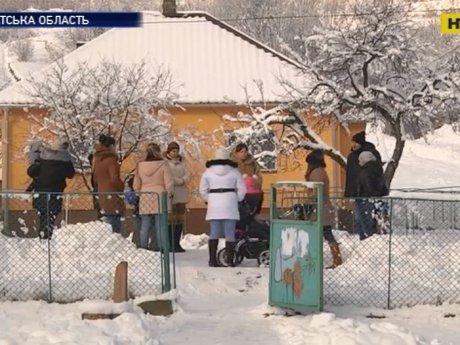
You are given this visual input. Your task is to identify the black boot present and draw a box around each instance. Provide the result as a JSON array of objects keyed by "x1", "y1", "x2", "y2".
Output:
[
  {"x1": 208, "y1": 239, "x2": 219, "y2": 267},
  {"x1": 174, "y1": 224, "x2": 185, "y2": 253},
  {"x1": 225, "y1": 241, "x2": 236, "y2": 267}
]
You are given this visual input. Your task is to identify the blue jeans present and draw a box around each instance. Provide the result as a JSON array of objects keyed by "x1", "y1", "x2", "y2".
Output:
[
  {"x1": 353, "y1": 200, "x2": 376, "y2": 240},
  {"x1": 209, "y1": 219, "x2": 236, "y2": 241},
  {"x1": 140, "y1": 214, "x2": 160, "y2": 250},
  {"x1": 105, "y1": 214, "x2": 122, "y2": 234}
]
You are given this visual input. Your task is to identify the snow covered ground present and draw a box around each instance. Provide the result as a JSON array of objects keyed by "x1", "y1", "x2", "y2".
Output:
[
  {"x1": 0, "y1": 222, "x2": 162, "y2": 301},
  {"x1": 1, "y1": 126, "x2": 460, "y2": 344},
  {"x1": 0, "y1": 234, "x2": 459, "y2": 345}
]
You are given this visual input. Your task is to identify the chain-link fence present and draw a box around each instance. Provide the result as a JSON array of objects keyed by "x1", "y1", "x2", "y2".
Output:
[
  {"x1": 0, "y1": 191, "x2": 172, "y2": 302},
  {"x1": 324, "y1": 194, "x2": 460, "y2": 308}
]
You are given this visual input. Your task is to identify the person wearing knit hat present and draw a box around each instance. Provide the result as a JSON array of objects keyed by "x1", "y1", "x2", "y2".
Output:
[
  {"x1": 164, "y1": 141, "x2": 189, "y2": 253},
  {"x1": 214, "y1": 147, "x2": 230, "y2": 160},
  {"x1": 345, "y1": 131, "x2": 383, "y2": 198},
  {"x1": 352, "y1": 131, "x2": 366, "y2": 147},
  {"x1": 200, "y1": 147, "x2": 246, "y2": 267},
  {"x1": 354, "y1": 150, "x2": 389, "y2": 240},
  {"x1": 344, "y1": 130, "x2": 386, "y2": 241}
]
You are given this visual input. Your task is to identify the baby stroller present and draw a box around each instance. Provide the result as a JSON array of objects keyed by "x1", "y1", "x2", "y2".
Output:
[{"x1": 217, "y1": 200, "x2": 270, "y2": 267}]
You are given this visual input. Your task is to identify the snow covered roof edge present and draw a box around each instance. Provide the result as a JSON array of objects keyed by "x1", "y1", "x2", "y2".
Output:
[{"x1": 175, "y1": 11, "x2": 306, "y2": 70}]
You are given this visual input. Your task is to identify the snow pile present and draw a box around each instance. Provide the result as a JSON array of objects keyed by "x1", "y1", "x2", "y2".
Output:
[
  {"x1": 0, "y1": 222, "x2": 162, "y2": 301},
  {"x1": 0, "y1": 246, "x2": 459, "y2": 345},
  {"x1": 325, "y1": 230, "x2": 460, "y2": 307},
  {"x1": 0, "y1": 300, "x2": 159, "y2": 345},
  {"x1": 257, "y1": 308, "x2": 429, "y2": 345},
  {"x1": 180, "y1": 230, "x2": 460, "y2": 308},
  {"x1": 181, "y1": 233, "x2": 209, "y2": 250}
]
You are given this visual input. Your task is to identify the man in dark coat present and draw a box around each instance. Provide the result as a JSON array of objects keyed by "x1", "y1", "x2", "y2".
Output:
[
  {"x1": 352, "y1": 150, "x2": 389, "y2": 240},
  {"x1": 344, "y1": 131, "x2": 383, "y2": 198},
  {"x1": 357, "y1": 151, "x2": 389, "y2": 198},
  {"x1": 344, "y1": 131, "x2": 385, "y2": 240},
  {"x1": 27, "y1": 140, "x2": 75, "y2": 240}
]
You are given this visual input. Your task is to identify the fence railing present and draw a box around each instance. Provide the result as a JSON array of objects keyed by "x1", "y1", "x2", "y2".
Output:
[
  {"x1": 2, "y1": 188, "x2": 459, "y2": 308},
  {"x1": 324, "y1": 195, "x2": 460, "y2": 308},
  {"x1": 0, "y1": 191, "x2": 172, "y2": 302}
]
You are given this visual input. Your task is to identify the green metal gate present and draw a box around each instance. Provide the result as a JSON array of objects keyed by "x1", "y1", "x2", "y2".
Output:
[{"x1": 268, "y1": 181, "x2": 324, "y2": 313}]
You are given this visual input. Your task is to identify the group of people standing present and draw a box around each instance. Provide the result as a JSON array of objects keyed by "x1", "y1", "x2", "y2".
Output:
[
  {"x1": 26, "y1": 130, "x2": 387, "y2": 271},
  {"x1": 90, "y1": 136, "x2": 189, "y2": 252},
  {"x1": 302, "y1": 131, "x2": 388, "y2": 268},
  {"x1": 26, "y1": 135, "x2": 189, "y2": 251}
]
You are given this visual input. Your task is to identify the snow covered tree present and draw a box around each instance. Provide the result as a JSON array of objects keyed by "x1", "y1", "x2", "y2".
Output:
[
  {"x1": 223, "y1": 101, "x2": 347, "y2": 172},
  {"x1": 24, "y1": 60, "x2": 192, "y2": 190},
  {"x1": 281, "y1": 0, "x2": 460, "y2": 186},
  {"x1": 205, "y1": 0, "x2": 353, "y2": 59}
]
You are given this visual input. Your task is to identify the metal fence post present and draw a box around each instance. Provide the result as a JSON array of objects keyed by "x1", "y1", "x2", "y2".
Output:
[
  {"x1": 1, "y1": 192, "x2": 10, "y2": 236},
  {"x1": 46, "y1": 193, "x2": 53, "y2": 302},
  {"x1": 387, "y1": 198, "x2": 393, "y2": 309},
  {"x1": 159, "y1": 192, "x2": 171, "y2": 292}
]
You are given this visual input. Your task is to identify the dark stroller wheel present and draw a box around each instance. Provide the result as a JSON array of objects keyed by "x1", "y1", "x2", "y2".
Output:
[
  {"x1": 257, "y1": 250, "x2": 270, "y2": 266},
  {"x1": 217, "y1": 248, "x2": 243, "y2": 267}
]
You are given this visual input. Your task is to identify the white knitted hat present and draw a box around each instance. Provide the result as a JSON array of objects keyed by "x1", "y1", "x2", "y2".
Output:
[{"x1": 214, "y1": 147, "x2": 230, "y2": 160}]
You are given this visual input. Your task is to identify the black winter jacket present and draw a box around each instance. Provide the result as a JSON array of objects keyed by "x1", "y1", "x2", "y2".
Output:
[
  {"x1": 27, "y1": 148, "x2": 75, "y2": 193},
  {"x1": 344, "y1": 142, "x2": 383, "y2": 197},
  {"x1": 357, "y1": 161, "x2": 389, "y2": 197}
]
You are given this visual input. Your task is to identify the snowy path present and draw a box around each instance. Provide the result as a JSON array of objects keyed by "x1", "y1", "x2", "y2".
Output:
[
  {"x1": 155, "y1": 249, "x2": 449, "y2": 345},
  {"x1": 158, "y1": 251, "x2": 278, "y2": 345}
]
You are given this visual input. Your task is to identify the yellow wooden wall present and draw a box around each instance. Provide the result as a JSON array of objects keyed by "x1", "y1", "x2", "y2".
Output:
[{"x1": 1, "y1": 106, "x2": 365, "y2": 209}]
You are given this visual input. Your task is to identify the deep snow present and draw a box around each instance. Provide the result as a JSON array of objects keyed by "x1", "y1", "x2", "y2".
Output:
[{"x1": 0, "y1": 239, "x2": 459, "y2": 345}]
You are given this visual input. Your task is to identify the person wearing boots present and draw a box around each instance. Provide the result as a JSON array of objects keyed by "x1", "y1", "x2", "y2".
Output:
[
  {"x1": 164, "y1": 141, "x2": 189, "y2": 253},
  {"x1": 199, "y1": 148, "x2": 246, "y2": 267},
  {"x1": 305, "y1": 149, "x2": 342, "y2": 269}
]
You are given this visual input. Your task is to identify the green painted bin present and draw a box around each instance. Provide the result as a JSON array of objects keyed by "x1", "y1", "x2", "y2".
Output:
[{"x1": 268, "y1": 181, "x2": 324, "y2": 313}]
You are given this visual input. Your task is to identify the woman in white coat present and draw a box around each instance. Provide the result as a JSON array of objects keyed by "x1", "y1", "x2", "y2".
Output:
[
  {"x1": 199, "y1": 148, "x2": 246, "y2": 267},
  {"x1": 164, "y1": 141, "x2": 189, "y2": 253}
]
